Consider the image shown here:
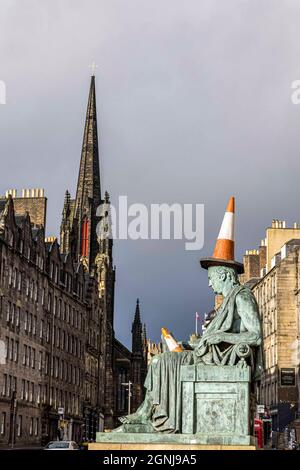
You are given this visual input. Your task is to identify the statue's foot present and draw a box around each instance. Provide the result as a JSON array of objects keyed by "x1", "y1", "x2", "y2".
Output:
[
  {"x1": 119, "y1": 411, "x2": 148, "y2": 425},
  {"x1": 112, "y1": 424, "x2": 126, "y2": 433}
]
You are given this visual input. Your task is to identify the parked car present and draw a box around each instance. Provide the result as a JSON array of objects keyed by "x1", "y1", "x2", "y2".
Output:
[{"x1": 44, "y1": 440, "x2": 79, "y2": 450}]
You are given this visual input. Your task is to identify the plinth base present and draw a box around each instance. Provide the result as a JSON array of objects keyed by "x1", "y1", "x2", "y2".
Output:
[
  {"x1": 90, "y1": 432, "x2": 257, "y2": 450},
  {"x1": 89, "y1": 442, "x2": 256, "y2": 451}
]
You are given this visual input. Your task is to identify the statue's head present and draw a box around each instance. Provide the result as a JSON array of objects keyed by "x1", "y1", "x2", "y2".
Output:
[{"x1": 207, "y1": 265, "x2": 239, "y2": 295}]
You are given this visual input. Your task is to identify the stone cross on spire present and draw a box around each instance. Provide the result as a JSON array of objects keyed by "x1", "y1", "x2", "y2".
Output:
[{"x1": 89, "y1": 61, "x2": 98, "y2": 76}]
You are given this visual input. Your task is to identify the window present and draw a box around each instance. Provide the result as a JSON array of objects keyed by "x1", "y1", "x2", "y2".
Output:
[
  {"x1": 32, "y1": 349, "x2": 35, "y2": 369},
  {"x1": 24, "y1": 311, "x2": 28, "y2": 331},
  {"x1": 23, "y1": 345, "x2": 27, "y2": 366},
  {"x1": 47, "y1": 293, "x2": 52, "y2": 312},
  {"x1": 50, "y1": 261, "x2": 54, "y2": 279},
  {"x1": 9, "y1": 304, "x2": 14, "y2": 325},
  {"x1": 7, "y1": 376, "x2": 11, "y2": 397},
  {"x1": 29, "y1": 417, "x2": 33, "y2": 436},
  {"x1": 13, "y1": 376, "x2": 17, "y2": 394},
  {"x1": 63, "y1": 301, "x2": 67, "y2": 321},
  {"x1": 8, "y1": 266, "x2": 12, "y2": 286},
  {"x1": 30, "y1": 280, "x2": 33, "y2": 300},
  {"x1": 46, "y1": 323, "x2": 50, "y2": 343},
  {"x1": 29, "y1": 314, "x2": 32, "y2": 334},
  {"x1": 33, "y1": 316, "x2": 37, "y2": 335},
  {"x1": 0, "y1": 412, "x2": 6, "y2": 435},
  {"x1": 17, "y1": 415, "x2": 22, "y2": 437},
  {"x1": 40, "y1": 320, "x2": 44, "y2": 340},
  {"x1": 27, "y1": 347, "x2": 31, "y2": 367},
  {"x1": 6, "y1": 301, "x2": 10, "y2": 323},
  {"x1": 45, "y1": 353, "x2": 49, "y2": 375},
  {"x1": 60, "y1": 361, "x2": 64, "y2": 380},
  {"x1": 14, "y1": 341, "x2": 19, "y2": 363},
  {"x1": 9, "y1": 338, "x2": 13, "y2": 360},
  {"x1": 5, "y1": 337, "x2": 9, "y2": 359},
  {"x1": 21, "y1": 380, "x2": 25, "y2": 400},
  {"x1": 30, "y1": 383, "x2": 34, "y2": 402},
  {"x1": 34, "y1": 418, "x2": 38, "y2": 436},
  {"x1": 2, "y1": 374, "x2": 7, "y2": 396},
  {"x1": 38, "y1": 351, "x2": 42, "y2": 371},
  {"x1": 16, "y1": 307, "x2": 20, "y2": 327},
  {"x1": 117, "y1": 369, "x2": 128, "y2": 412},
  {"x1": 13, "y1": 269, "x2": 17, "y2": 288},
  {"x1": 37, "y1": 384, "x2": 41, "y2": 404},
  {"x1": 55, "y1": 357, "x2": 58, "y2": 378}
]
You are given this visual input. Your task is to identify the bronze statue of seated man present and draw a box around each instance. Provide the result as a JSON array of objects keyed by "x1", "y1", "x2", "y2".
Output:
[{"x1": 114, "y1": 264, "x2": 262, "y2": 434}]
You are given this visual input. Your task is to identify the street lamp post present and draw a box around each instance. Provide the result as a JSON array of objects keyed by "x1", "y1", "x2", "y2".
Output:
[{"x1": 121, "y1": 381, "x2": 132, "y2": 415}]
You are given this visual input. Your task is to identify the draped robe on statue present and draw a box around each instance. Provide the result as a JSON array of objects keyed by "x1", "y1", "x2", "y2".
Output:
[{"x1": 143, "y1": 284, "x2": 262, "y2": 433}]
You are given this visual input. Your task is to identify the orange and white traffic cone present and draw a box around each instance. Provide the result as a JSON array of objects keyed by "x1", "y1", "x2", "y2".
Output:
[
  {"x1": 161, "y1": 328, "x2": 183, "y2": 352},
  {"x1": 200, "y1": 196, "x2": 244, "y2": 274},
  {"x1": 213, "y1": 196, "x2": 235, "y2": 262}
]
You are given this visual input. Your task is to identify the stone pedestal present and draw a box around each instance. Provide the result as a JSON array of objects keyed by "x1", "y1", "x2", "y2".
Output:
[
  {"x1": 180, "y1": 365, "x2": 251, "y2": 445},
  {"x1": 92, "y1": 365, "x2": 255, "y2": 450}
]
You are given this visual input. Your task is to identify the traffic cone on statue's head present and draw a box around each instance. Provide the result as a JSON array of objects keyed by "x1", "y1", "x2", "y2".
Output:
[{"x1": 200, "y1": 196, "x2": 244, "y2": 274}]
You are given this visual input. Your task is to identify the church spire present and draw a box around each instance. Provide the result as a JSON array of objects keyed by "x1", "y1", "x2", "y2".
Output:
[
  {"x1": 132, "y1": 299, "x2": 143, "y2": 353},
  {"x1": 75, "y1": 75, "x2": 101, "y2": 212},
  {"x1": 74, "y1": 75, "x2": 102, "y2": 269}
]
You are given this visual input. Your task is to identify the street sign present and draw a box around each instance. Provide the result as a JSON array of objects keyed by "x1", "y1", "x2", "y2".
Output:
[
  {"x1": 280, "y1": 368, "x2": 296, "y2": 386},
  {"x1": 257, "y1": 405, "x2": 265, "y2": 414},
  {"x1": 58, "y1": 407, "x2": 64, "y2": 415}
]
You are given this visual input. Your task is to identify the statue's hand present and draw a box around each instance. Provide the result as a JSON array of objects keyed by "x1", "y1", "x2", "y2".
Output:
[{"x1": 203, "y1": 332, "x2": 224, "y2": 346}]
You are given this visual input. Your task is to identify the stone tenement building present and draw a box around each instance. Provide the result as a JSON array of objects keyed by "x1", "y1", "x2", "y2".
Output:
[
  {"x1": 241, "y1": 220, "x2": 300, "y2": 432},
  {"x1": 0, "y1": 75, "x2": 147, "y2": 448}
]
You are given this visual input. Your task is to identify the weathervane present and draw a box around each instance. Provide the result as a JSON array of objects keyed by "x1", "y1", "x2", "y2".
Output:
[{"x1": 89, "y1": 61, "x2": 98, "y2": 76}]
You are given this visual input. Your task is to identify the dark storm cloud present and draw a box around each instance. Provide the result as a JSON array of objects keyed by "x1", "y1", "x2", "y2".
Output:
[{"x1": 1, "y1": 0, "x2": 300, "y2": 347}]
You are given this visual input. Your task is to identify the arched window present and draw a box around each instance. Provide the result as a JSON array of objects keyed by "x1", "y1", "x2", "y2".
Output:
[
  {"x1": 81, "y1": 219, "x2": 89, "y2": 257},
  {"x1": 117, "y1": 368, "x2": 128, "y2": 412}
]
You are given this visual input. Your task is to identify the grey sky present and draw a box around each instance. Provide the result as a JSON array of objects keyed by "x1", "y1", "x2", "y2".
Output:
[{"x1": 1, "y1": 0, "x2": 300, "y2": 348}]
